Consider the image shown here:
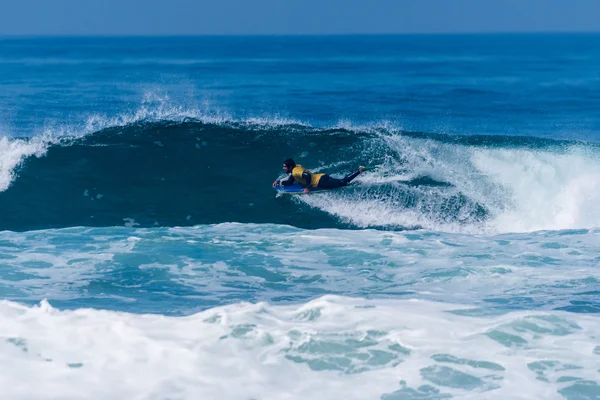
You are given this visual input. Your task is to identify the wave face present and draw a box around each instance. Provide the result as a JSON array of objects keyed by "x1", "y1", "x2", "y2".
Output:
[{"x1": 3, "y1": 119, "x2": 600, "y2": 233}]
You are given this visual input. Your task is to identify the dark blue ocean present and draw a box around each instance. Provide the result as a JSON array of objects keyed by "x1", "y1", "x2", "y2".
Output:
[{"x1": 0, "y1": 35, "x2": 599, "y2": 399}]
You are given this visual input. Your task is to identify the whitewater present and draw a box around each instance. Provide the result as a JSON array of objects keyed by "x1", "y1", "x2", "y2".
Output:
[{"x1": 1, "y1": 35, "x2": 599, "y2": 399}]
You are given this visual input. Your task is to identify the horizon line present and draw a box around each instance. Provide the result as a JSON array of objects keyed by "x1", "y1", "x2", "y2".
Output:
[{"x1": 2, "y1": 30, "x2": 600, "y2": 39}]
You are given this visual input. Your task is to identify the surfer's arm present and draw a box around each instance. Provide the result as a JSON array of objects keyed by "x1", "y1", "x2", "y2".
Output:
[
  {"x1": 301, "y1": 172, "x2": 312, "y2": 188},
  {"x1": 280, "y1": 175, "x2": 295, "y2": 186}
]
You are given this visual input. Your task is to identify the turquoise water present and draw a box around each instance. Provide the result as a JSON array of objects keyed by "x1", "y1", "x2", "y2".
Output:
[{"x1": 0, "y1": 35, "x2": 599, "y2": 399}]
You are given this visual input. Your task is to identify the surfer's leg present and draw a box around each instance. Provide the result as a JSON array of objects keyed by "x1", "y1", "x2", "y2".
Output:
[
  {"x1": 317, "y1": 175, "x2": 347, "y2": 189},
  {"x1": 341, "y1": 170, "x2": 362, "y2": 184},
  {"x1": 317, "y1": 170, "x2": 363, "y2": 189}
]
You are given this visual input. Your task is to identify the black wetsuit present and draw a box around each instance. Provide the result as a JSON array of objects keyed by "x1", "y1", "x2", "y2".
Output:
[{"x1": 281, "y1": 170, "x2": 361, "y2": 189}]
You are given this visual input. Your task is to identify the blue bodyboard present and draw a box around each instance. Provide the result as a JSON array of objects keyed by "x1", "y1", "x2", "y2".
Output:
[{"x1": 274, "y1": 183, "x2": 335, "y2": 195}]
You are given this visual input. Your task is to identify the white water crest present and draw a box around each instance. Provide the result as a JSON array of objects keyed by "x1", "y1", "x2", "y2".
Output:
[{"x1": 300, "y1": 133, "x2": 600, "y2": 234}]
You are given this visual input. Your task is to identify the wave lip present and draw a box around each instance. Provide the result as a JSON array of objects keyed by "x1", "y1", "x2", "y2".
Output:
[{"x1": 0, "y1": 135, "x2": 50, "y2": 192}]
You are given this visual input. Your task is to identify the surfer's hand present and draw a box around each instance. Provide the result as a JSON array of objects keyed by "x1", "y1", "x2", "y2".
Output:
[
  {"x1": 303, "y1": 188, "x2": 310, "y2": 194},
  {"x1": 272, "y1": 180, "x2": 280, "y2": 188}
]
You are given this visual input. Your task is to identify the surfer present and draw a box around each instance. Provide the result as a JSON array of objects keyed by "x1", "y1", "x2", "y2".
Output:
[{"x1": 272, "y1": 158, "x2": 365, "y2": 194}]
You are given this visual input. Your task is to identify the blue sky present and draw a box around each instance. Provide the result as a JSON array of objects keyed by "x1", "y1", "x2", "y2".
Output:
[{"x1": 1, "y1": 0, "x2": 599, "y2": 35}]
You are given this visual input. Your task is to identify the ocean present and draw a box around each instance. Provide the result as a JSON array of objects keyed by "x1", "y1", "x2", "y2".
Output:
[{"x1": 0, "y1": 34, "x2": 599, "y2": 399}]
